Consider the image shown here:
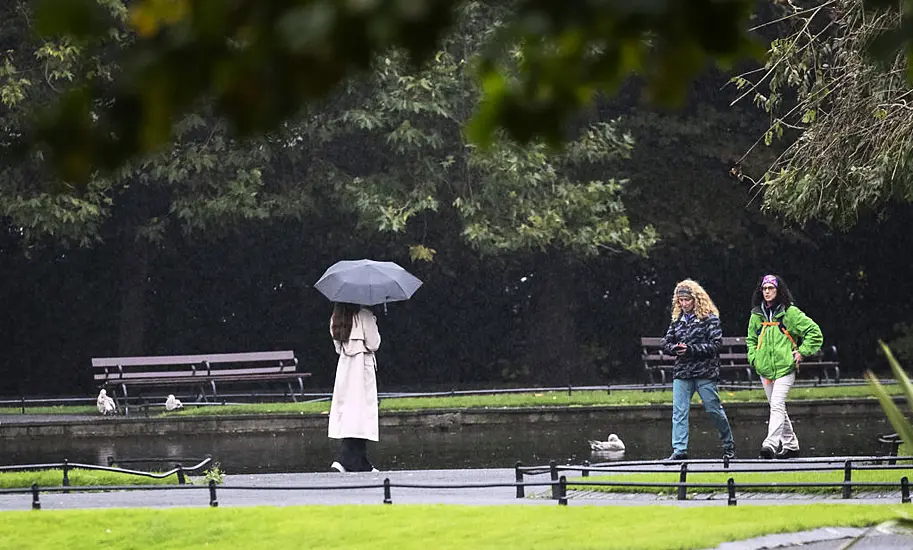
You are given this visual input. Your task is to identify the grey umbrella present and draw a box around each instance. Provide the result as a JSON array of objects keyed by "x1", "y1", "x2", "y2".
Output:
[{"x1": 314, "y1": 259, "x2": 423, "y2": 306}]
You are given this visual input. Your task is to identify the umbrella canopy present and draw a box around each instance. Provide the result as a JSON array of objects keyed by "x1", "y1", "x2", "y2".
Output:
[{"x1": 314, "y1": 259, "x2": 423, "y2": 306}]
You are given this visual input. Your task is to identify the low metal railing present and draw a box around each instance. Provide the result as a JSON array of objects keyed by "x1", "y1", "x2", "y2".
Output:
[
  {"x1": 0, "y1": 455, "x2": 213, "y2": 486},
  {"x1": 514, "y1": 456, "x2": 913, "y2": 505}
]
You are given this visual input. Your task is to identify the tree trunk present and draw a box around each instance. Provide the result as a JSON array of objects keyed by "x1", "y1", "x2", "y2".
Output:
[
  {"x1": 117, "y1": 233, "x2": 152, "y2": 356},
  {"x1": 522, "y1": 253, "x2": 583, "y2": 385}
]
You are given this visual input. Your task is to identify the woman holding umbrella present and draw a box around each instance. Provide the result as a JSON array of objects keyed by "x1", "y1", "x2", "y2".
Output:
[
  {"x1": 329, "y1": 302, "x2": 381, "y2": 473},
  {"x1": 316, "y1": 259, "x2": 423, "y2": 473}
]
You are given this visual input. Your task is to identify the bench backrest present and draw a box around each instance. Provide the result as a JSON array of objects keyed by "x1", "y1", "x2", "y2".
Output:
[
  {"x1": 641, "y1": 336, "x2": 829, "y2": 369},
  {"x1": 93, "y1": 351, "x2": 297, "y2": 382},
  {"x1": 641, "y1": 337, "x2": 750, "y2": 369}
]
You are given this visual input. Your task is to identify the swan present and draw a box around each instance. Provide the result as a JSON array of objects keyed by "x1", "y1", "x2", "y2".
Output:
[
  {"x1": 165, "y1": 394, "x2": 183, "y2": 411},
  {"x1": 588, "y1": 433, "x2": 625, "y2": 452},
  {"x1": 96, "y1": 389, "x2": 116, "y2": 415}
]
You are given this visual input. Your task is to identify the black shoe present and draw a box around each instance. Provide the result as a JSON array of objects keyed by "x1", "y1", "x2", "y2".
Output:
[
  {"x1": 759, "y1": 445, "x2": 777, "y2": 459},
  {"x1": 722, "y1": 448, "x2": 736, "y2": 460},
  {"x1": 665, "y1": 451, "x2": 688, "y2": 461},
  {"x1": 776, "y1": 448, "x2": 799, "y2": 459}
]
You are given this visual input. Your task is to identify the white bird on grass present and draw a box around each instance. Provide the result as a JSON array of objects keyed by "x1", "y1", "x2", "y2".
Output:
[
  {"x1": 165, "y1": 394, "x2": 183, "y2": 411},
  {"x1": 588, "y1": 433, "x2": 625, "y2": 452},
  {"x1": 96, "y1": 389, "x2": 116, "y2": 415}
]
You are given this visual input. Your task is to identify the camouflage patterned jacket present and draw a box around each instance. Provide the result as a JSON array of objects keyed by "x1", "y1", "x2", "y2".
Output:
[{"x1": 660, "y1": 313, "x2": 723, "y2": 380}]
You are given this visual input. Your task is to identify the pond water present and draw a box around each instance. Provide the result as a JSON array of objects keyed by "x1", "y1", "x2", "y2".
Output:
[{"x1": 0, "y1": 415, "x2": 894, "y2": 474}]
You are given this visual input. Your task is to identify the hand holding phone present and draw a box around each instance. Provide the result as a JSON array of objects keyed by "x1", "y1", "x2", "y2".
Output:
[{"x1": 674, "y1": 343, "x2": 687, "y2": 355}]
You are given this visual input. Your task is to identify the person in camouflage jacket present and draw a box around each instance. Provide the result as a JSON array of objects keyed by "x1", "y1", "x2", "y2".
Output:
[{"x1": 661, "y1": 279, "x2": 735, "y2": 461}]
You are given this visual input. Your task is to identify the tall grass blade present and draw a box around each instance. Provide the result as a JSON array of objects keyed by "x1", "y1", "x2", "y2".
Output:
[{"x1": 867, "y1": 342, "x2": 913, "y2": 452}]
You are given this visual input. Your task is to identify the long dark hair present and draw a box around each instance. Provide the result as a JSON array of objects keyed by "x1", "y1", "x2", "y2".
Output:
[
  {"x1": 751, "y1": 274, "x2": 796, "y2": 309},
  {"x1": 330, "y1": 302, "x2": 361, "y2": 342}
]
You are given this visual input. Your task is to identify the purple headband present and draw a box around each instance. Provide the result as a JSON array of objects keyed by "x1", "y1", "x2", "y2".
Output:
[{"x1": 761, "y1": 275, "x2": 778, "y2": 288}]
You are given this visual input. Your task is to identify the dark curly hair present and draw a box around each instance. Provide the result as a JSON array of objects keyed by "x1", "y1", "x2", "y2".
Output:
[{"x1": 751, "y1": 274, "x2": 796, "y2": 309}]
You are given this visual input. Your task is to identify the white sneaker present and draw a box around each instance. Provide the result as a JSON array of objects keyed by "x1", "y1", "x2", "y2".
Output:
[
  {"x1": 371, "y1": 468, "x2": 379, "y2": 473},
  {"x1": 330, "y1": 461, "x2": 346, "y2": 473}
]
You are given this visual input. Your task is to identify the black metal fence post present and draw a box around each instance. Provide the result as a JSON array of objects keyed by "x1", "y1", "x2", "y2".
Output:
[
  {"x1": 176, "y1": 465, "x2": 186, "y2": 485},
  {"x1": 902, "y1": 477, "x2": 910, "y2": 504},
  {"x1": 383, "y1": 478, "x2": 392, "y2": 504},
  {"x1": 550, "y1": 460, "x2": 559, "y2": 500},
  {"x1": 727, "y1": 478, "x2": 737, "y2": 506},
  {"x1": 842, "y1": 461, "x2": 852, "y2": 499},
  {"x1": 582, "y1": 460, "x2": 590, "y2": 478},
  {"x1": 677, "y1": 463, "x2": 688, "y2": 501},
  {"x1": 31, "y1": 483, "x2": 40, "y2": 510},
  {"x1": 20, "y1": 396, "x2": 25, "y2": 415},
  {"x1": 515, "y1": 462, "x2": 525, "y2": 498},
  {"x1": 209, "y1": 479, "x2": 219, "y2": 507},
  {"x1": 62, "y1": 459, "x2": 70, "y2": 493},
  {"x1": 723, "y1": 455, "x2": 730, "y2": 470},
  {"x1": 558, "y1": 476, "x2": 568, "y2": 506}
]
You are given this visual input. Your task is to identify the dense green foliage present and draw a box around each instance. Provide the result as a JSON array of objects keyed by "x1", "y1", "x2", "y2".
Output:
[{"x1": 1, "y1": 2, "x2": 913, "y2": 395}]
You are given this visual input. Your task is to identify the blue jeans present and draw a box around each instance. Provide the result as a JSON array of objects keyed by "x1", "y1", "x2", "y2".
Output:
[{"x1": 672, "y1": 378, "x2": 734, "y2": 453}]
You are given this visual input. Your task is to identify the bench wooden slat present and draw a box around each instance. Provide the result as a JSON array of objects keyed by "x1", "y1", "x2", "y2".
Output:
[
  {"x1": 102, "y1": 373, "x2": 310, "y2": 387},
  {"x1": 93, "y1": 366, "x2": 305, "y2": 382},
  {"x1": 91, "y1": 350, "x2": 295, "y2": 368}
]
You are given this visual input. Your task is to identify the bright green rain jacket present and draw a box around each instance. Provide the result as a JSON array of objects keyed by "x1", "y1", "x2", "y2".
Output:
[{"x1": 746, "y1": 303, "x2": 823, "y2": 380}]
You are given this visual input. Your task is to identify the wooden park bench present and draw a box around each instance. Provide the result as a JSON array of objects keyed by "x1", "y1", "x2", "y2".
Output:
[
  {"x1": 640, "y1": 337, "x2": 840, "y2": 386},
  {"x1": 93, "y1": 351, "x2": 310, "y2": 413}
]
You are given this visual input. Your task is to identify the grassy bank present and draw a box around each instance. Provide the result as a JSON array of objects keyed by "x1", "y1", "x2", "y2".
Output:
[
  {"x1": 572, "y1": 468, "x2": 913, "y2": 495},
  {"x1": 0, "y1": 469, "x2": 182, "y2": 489},
  {"x1": 0, "y1": 384, "x2": 901, "y2": 417},
  {"x1": 0, "y1": 504, "x2": 907, "y2": 550},
  {"x1": 168, "y1": 384, "x2": 901, "y2": 417}
]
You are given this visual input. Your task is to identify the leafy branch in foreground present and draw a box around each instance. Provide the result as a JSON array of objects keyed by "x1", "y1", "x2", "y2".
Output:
[
  {"x1": 29, "y1": 0, "x2": 765, "y2": 183},
  {"x1": 866, "y1": 341, "x2": 913, "y2": 451},
  {"x1": 734, "y1": 0, "x2": 913, "y2": 228}
]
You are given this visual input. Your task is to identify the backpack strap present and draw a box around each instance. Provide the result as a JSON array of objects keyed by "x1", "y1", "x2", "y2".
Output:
[
  {"x1": 757, "y1": 321, "x2": 798, "y2": 351},
  {"x1": 777, "y1": 318, "x2": 798, "y2": 350}
]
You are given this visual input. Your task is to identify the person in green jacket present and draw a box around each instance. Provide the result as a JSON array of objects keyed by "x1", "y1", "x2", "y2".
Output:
[{"x1": 746, "y1": 274, "x2": 823, "y2": 459}]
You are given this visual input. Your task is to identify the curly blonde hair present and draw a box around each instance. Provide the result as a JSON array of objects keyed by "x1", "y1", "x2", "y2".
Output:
[{"x1": 670, "y1": 279, "x2": 719, "y2": 320}]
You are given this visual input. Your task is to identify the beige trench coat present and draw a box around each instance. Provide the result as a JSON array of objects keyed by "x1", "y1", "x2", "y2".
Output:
[{"x1": 328, "y1": 308, "x2": 381, "y2": 441}]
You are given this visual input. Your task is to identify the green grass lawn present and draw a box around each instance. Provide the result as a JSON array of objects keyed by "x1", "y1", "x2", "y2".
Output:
[
  {"x1": 0, "y1": 469, "x2": 182, "y2": 489},
  {"x1": 573, "y1": 468, "x2": 913, "y2": 495},
  {"x1": 0, "y1": 504, "x2": 907, "y2": 550},
  {"x1": 0, "y1": 384, "x2": 901, "y2": 417},
  {"x1": 163, "y1": 384, "x2": 902, "y2": 416},
  {"x1": 0, "y1": 405, "x2": 96, "y2": 415}
]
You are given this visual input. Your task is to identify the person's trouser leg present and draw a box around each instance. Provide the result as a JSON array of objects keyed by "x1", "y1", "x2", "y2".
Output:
[
  {"x1": 695, "y1": 378, "x2": 734, "y2": 451},
  {"x1": 338, "y1": 438, "x2": 374, "y2": 472},
  {"x1": 353, "y1": 438, "x2": 374, "y2": 472},
  {"x1": 672, "y1": 378, "x2": 695, "y2": 453},
  {"x1": 762, "y1": 372, "x2": 798, "y2": 451},
  {"x1": 336, "y1": 438, "x2": 359, "y2": 471}
]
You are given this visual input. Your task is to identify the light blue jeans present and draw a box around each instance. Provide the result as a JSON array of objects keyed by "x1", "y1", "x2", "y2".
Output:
[{"x1": 672, "y1": 378, "x2": 734, "y2": 453}]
